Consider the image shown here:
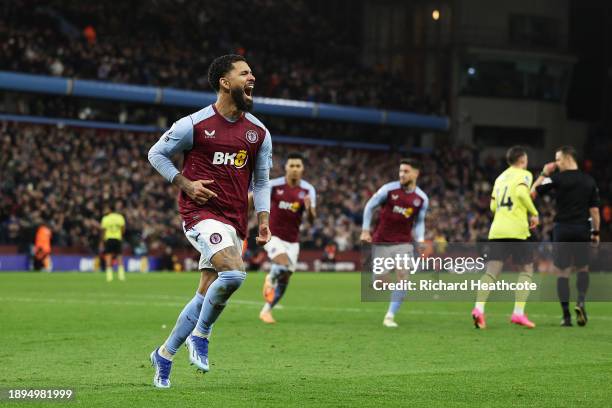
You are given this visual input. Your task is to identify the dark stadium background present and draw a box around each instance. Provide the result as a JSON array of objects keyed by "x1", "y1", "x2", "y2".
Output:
[{"x1": 0, "y1": 0, "x2": 611, "y2": 272}]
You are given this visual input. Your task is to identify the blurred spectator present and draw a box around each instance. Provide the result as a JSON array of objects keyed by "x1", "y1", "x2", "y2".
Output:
[
  {"x1": 323, "y1": 243, "x2": 337, "y2": 263},
  {"x1": 1, "y1": 122, "x2": 608, "y2": 255},
  {"x1": 83, "y1": 25, "x2": 96, "y2": 45},
  {"x1": 33, "y1": 221, "x2": 52, "y2": 271}
]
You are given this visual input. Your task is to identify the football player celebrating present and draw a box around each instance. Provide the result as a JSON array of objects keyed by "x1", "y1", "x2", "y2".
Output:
[
  {"x1": 360, "y1": 159, "x2": 428, "y2": 328},
  {"x1": 254, "y1": 152, "x2": 316, "y2": 324},
  {"x1": 147, "y1": 55, "x2": 272, "y2": 388}
]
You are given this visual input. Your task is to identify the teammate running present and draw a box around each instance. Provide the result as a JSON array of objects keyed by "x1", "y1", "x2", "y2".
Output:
[
  {"x1": 360, "y1": 159, "x2": 428, "y2": 328},
  {"x1": 255, "y1": 152, "x2": 316, "y2": 324}
]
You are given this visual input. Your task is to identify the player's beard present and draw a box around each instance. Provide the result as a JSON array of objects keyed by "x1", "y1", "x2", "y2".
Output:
[
  {"x1": 231, "y1": 86, "x2": 253, "y2": 113},
  {"x1": 401, "y1": 179, "x2": 415, "y2": 188}
]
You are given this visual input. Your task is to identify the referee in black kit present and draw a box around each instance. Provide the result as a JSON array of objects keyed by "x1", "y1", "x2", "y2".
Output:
[{"x1": 532, "y1": 146, "x2": 600, "y2": 327}]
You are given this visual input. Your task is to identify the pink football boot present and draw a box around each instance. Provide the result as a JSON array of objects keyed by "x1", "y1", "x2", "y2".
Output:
[
  {"x1": 471, "y1": 308, "x2": 486, "y2": 329},
  {"x1": 510, "y1": 313, "x2": 536, "y2": 328}
]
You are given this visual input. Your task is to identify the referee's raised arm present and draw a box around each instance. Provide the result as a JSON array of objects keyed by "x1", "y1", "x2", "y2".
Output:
[{"x1": 530, "y1": 162, "x2": 557, "y2": 199}]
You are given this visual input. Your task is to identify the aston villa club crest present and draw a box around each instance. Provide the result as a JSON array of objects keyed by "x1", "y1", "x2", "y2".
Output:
[
  {"x1": 277, "y1": 189, "x2": 284, "y2": 195},
  {"x1": 210, "y1": 233, "x2": 222, "y2": 244},
  {"x1": 246, "y1": 130, "x2": 258, "y2": 143},
  {"x1": 391, "y1": 194, "x2": 399, "y2": 200},
  {"x1": 298, "y1": 191, "x2": 306, "y2": 199},
  {"x1": 414, "y1": 198, "x2": 421, "y2": 206}
]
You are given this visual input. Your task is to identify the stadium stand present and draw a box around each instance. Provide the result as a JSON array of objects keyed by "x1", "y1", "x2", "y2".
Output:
[
  {"x1": 1, "y1": 122, "x2": 583, "y2": 257},
  {"x1": 0, "y1": 0, "x2": 441, "y2": 113}
]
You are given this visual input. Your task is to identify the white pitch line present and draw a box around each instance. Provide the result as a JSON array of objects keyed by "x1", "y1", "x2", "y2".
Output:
[
  {"x1": 1, "y1": 296, "x2": 611, "y2": 321},
  {"x1": 64, "y1": 292, "x2": 612, "y2": 319},
  {"x1": 0, "y1": 296, "x2": 185, "y2": 308}
]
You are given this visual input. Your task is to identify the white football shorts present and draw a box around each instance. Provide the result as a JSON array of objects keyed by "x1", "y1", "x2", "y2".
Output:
[
  {"x1": 183, "y1": 219, "x2": 243, "y2": 270},
  {"x1": 264, "y1": 235, "x2": 300, "y2": 272}
]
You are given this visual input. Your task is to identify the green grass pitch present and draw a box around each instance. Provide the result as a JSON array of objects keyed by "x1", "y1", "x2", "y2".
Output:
[{"x1": 1, "y1": 271, "x2": 611, "y2": 407}]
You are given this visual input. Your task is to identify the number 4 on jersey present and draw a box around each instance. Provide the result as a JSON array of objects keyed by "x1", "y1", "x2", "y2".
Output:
[{"x1": 497, "y1": 186, "x2": 513, "y2": 210}]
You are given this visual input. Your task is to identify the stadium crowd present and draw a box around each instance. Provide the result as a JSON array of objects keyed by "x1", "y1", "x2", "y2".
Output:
[
  {"x1": 0, "y1": 0, "x2": 442, "y2": 114},
  {"x1": 4, "y1": 122, "x2": 606, "y2": 256}
]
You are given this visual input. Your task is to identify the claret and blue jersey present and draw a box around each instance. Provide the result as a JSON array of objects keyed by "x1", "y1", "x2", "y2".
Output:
[
  {"x1": 269, "y1": 177, "x2": 316, "y2": 243},
  {"x1": 362, "y1": 181, "x2": 429, "y2": 243},
  {"x1": 148, "y1": 104, "x2": 273, "y2": 239}
]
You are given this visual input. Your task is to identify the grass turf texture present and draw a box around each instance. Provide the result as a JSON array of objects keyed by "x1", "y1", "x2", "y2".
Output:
[{"x1": 1, "y1": 272, "x2": 611, "y2": 408}]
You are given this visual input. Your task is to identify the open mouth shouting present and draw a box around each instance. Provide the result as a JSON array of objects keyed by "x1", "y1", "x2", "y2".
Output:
[{"x1": 244, "y1": 82, "x2": 254, "y2": 100}]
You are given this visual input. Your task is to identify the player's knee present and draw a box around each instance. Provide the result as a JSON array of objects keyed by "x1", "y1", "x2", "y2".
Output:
[
  {"x1": 272, "y1": 254, "x2": 290, "y2": 266},
  {"x1": 217, "y1": 270, "x2": 247, "y2": 293},
  {"x1": 211, "y1": 247, "x2": 245, "y2": 272},
  {"x1": 270, "y1": 263, "x2": 289, "y2": 279},
  {"x1": 556, "y1": 267, "x2": 571, "y2": 278},
  {"x1": 486, "y1": 260, "x2": 503, "y2": 276},
  {"x1": 197, "y1": 269, "x2": 217, "y2": 294}
]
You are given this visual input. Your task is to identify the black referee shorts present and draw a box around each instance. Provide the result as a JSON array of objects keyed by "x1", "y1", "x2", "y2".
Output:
[
  {"x1": 104, "y1": 239, "x2": 122, "y2": 256},
  {"x1": 552, "y1": 223, "x2": 591, "y2": 269},
  {"x1": 487, "y1": 238, "x2": 533, "y2": 265}
]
